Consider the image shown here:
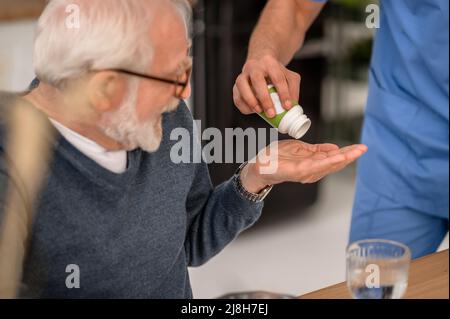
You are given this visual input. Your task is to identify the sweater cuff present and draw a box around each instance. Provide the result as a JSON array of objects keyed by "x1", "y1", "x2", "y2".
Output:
[{"x1": 219, "y1": 178, "x2": 264, "y2": 223}]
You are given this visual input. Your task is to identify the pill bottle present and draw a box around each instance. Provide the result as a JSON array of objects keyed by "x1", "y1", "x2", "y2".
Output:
[{"x1": 258, "y1": 85, "x2": 311, "y2": 139}]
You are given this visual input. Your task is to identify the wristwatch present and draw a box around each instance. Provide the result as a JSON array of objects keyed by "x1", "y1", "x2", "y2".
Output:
[{"x1": 233, "y1": 162, "x2": 273, "y2": 203}]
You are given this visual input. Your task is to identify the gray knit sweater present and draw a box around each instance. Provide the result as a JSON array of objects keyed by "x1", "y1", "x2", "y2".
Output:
[{"x1": 0, "y1": 93, "x2": 263, "y2": 298}]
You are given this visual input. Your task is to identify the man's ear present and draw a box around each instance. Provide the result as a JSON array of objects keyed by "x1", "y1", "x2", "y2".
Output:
[{"x1": 87, "y1": 71, "x2": 126, "y2": 112}]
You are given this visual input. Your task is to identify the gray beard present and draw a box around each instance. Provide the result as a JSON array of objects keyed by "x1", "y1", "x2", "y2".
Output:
[{"x1": 98, "y1": 80, "x2": 179, "y2": 152}]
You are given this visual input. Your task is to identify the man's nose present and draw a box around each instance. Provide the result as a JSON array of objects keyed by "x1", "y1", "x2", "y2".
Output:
[{"x1": 180, "y1": 82, "x2": 192, "y2": 100}]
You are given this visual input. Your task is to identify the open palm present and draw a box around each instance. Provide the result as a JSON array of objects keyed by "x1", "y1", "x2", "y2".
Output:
[{"x1": 252, "y1": 140, "x2": 368, "y2": 186}]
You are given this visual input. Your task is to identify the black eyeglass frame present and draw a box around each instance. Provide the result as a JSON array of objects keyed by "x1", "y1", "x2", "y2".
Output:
[{"x1": 98, "y1": 67, "x2": 192, "y2": 98}]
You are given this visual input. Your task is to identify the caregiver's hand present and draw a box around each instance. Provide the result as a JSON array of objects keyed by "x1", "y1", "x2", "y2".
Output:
[
  {"x1": 240, "y1": 140, "x2": 368, "y2": 193},
  {"x1": 233, "y1": 55, "x2": 301, "y2": 118}
]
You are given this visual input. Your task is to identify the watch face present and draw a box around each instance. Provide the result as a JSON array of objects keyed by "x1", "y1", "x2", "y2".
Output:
[
  {"x1": 258, "y1": 185, "x2": 273, "y2": 201},
  {"x1": 233, "y1": 162, "x2": 272, "y2": 202}
]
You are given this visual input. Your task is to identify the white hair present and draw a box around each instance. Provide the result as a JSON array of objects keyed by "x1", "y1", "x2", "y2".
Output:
[
  {"x1": 171, "y1": 0, "x2": 193, "y2": 37},
  {"x1": 33, "y1": 0, "x2": 192, "y2": 88}
]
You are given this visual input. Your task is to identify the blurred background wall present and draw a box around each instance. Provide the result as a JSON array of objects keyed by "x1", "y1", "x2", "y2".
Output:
[{"x1": 0, "y1": 0, "x2": 45, "y2": 91}]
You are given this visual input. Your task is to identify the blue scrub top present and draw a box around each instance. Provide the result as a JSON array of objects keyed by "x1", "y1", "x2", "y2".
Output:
[{"x1": 314, "y1": 0, "x2": 449, "y2": 216}]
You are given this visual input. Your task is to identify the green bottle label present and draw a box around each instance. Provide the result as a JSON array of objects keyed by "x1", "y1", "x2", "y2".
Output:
[
  {"x1": 258, "y1": 86, "x2": 298, "y2": 128},
  {"x1": 258, "y1": 112, "x2": 286, "y2": 128},
  {"x1": 268, "y1": 86, "x2": 278, "y2": 95}
]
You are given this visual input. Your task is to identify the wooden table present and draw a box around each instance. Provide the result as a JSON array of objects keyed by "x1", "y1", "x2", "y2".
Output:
[{"x1": 300, "y1": 249, "x2": 449, "y2": 299}]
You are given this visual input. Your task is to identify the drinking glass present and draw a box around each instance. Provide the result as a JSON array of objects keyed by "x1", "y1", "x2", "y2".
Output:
[{"x1": 346, "y1": 239, "x2": 411, "y2": 299}]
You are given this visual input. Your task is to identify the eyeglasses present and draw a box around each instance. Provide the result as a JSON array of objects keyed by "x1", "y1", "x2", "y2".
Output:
[{"x1": 95, "y1": 59, "x2": 192, "y2": 99}]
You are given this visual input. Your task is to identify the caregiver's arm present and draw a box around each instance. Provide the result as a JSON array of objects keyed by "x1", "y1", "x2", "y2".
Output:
[{"x1": 233, "y1": 0, "x2": 325, "y2": 117}]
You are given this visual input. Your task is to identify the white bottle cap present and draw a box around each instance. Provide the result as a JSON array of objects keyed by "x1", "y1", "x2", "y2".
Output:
[{"x1": 278, "y1": 105, "x2": 311, "y2": 139}]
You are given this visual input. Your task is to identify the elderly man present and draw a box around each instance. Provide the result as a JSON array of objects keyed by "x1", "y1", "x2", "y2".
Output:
[{"x1": 0, "y1": 0, "x2": 366, "y2": 298}]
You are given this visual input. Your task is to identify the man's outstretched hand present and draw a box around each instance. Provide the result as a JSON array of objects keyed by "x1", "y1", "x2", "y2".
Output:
[{"x1": 240, "y1": 140, "x2": 368, "y2": 193}]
